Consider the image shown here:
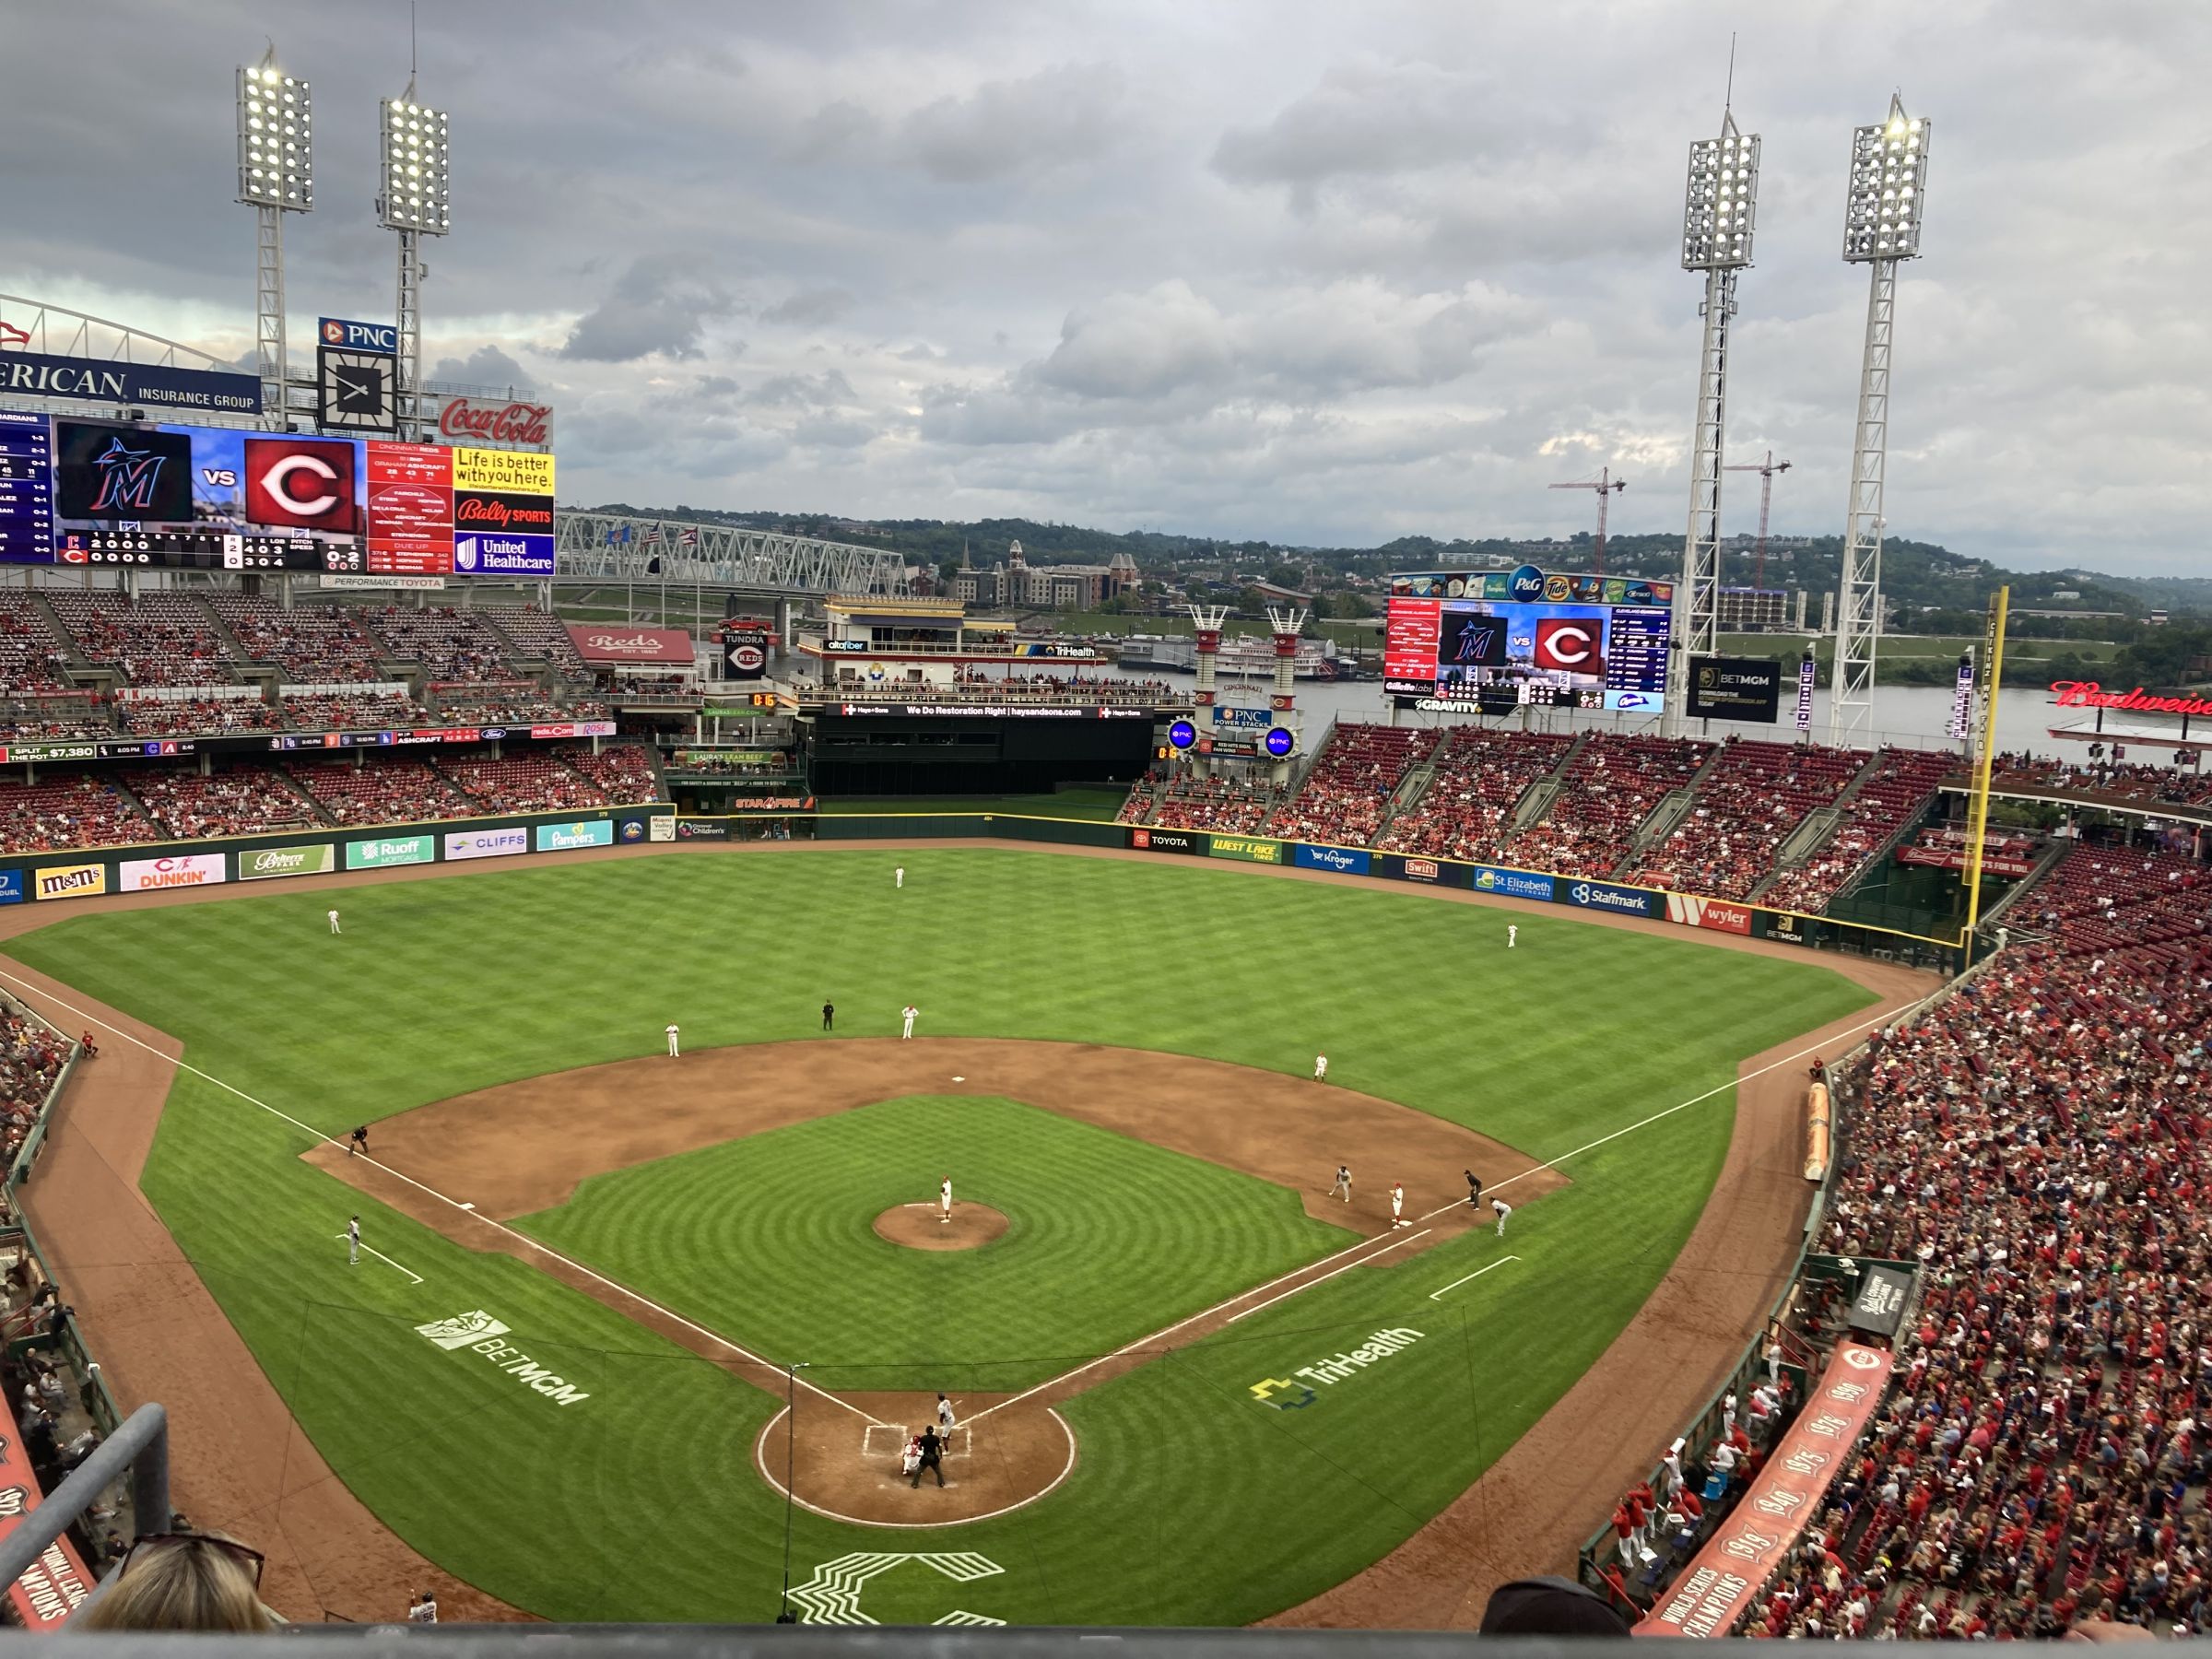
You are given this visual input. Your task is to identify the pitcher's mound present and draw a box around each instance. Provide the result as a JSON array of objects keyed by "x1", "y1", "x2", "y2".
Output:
[{"x1": 874, "y1": 1201, "x2": 1007, "y2": 1252}]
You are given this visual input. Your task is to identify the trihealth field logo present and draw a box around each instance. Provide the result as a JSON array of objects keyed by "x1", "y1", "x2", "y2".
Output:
[{"x1": 1249, "y1": 1327, "x2": 1423, "y2": 1407}]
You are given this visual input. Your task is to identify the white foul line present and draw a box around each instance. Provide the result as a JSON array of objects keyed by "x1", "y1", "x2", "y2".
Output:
[
  {"x1": 1429, "y1": 1254, "x2": 1519, "y2": 1301},
  {"x1": 335, "y1": 1235, "x2": 424, "y2": 1285},
  {"x1": 1226, "y1": 1229, "x2": 1430, "y2": 1324},
  {"x1": 0, "y1": 962, "x2": 889, "y2": 1428}
]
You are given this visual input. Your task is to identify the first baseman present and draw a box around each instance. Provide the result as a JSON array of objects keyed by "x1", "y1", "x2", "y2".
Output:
[{"x1": 1390, "y1": 1182, "x2": 1408, "y2": 1229}]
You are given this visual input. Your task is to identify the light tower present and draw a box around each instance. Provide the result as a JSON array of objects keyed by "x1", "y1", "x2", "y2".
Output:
[
  {"x1": 235, "y1": 48, "x2": 312, "y2": 429},
  {"x1": 1549, "y1": 468, "x2": 1627, "y2": 574},
  {"x1": 1829, "y1": 95, "x2": 1931, "y2": 745},
  {"x1": 1669, "y1": 108, "x2": 1759, "y2": 734},
  {"x1": 377, "y1": 82, "x2": 451, "y2": 441}
]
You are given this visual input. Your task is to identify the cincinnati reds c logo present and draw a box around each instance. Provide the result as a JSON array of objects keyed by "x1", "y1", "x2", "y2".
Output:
[{"x1": 261, "y1": 453, "x2": 341, "y2": 516}]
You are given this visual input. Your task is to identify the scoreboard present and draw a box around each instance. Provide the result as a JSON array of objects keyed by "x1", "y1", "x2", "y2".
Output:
[{"x1": 1383, "y1": 566, "x2": 1677, "y2": 714}]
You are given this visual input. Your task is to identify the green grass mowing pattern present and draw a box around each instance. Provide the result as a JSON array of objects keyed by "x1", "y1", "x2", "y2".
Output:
[
  {"x1": 815, "y1": 787, "x2": 1130, "y2": 820},
  {"x1": 6, "y1": 847, "x2": 1878, "y2": 1622},
  {"x1": 516, "y1": 1094, "x2": 1355, "y2": 1393}
]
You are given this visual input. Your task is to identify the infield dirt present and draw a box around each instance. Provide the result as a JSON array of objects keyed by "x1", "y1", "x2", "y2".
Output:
[{"x1": 0, "y1": 839, "x2": 1937, "y2": 1623}]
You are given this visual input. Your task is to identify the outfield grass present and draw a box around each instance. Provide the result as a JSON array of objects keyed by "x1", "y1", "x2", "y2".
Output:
[
  {"x1": 520, "y1": 1095, "x2": 1353, "y2": 1392},
  {"x1": 7, "y1": 848, "x2": 1878, "y2": 1623},
  {"x1": 816, "y1": 787, "x2": 1129, "y2": 820}
]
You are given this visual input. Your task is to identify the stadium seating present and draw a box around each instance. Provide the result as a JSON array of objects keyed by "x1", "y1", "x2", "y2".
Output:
[
  {"x1": 1377, "y1": 727, "x2": 1573, "y2": 860},
  {"x1": 1990, "y1": 752, "x2": 2212, "y2": 811},
  {"x1": 48, "y1": 593, "x2": 239, "y2": 687},
  {"x1": 364, "y1": 606, "x2": 517, "y2": 682},
  {"x1": 114, "y1": 696, "x2": 285, "y2": 736},
  {"x1": 1265, "y1": 723, "x2": 1437, "y2": 846},
  {"x1": 1762, "y1": 747, "x2": 1956, "y2": 914},
  {"x1": 123, "y1": 763, "x2": 322, "y2": 840},
  {"x1": 1629, "y1": 738, "x2": 1863, "y2": 900},
  {"x1": 1500, "y1": 733, "x2": 1712, "y2": 878},
  {"x1": 1152, "y1": 774, "x2": 1283, "y2": 833},
  {"x1": 439, "y1": 751, "x2": 606, "y2": 814},
  {"x1": 434, "y1": 687, "x2": 609, "y2": 725},
  {"x1": 0, "y1": 595, "x2": 76, "y2": 693},
  {"x1": 483, "y1": 607, "x2": 592, "y2": 680},
  {"x1": 0, "y1": 696, "x2": 112, "y2": 741},
  {"x1": 0, "y1": 773, "x2": 152, "y2": 853},
  {"x1": 283, "y1": 758, "x2": 467, "y2": 827},
  {"x1": 557, "y1": 742, "x2": 661, "y2": 802},
  {"x1": 276, "y1": 690, "x2": 432, "y2": 732},
  {"x1": 212, "y1": 595, "x2": 387, "y2": 682}
]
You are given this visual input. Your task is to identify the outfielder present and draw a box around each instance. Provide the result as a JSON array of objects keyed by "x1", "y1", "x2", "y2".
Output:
[
  {"x1": 1390, "y1": 1182, "x2": 1408, "y2": 1229},
  {"x1": 939, "y1": 1174, "x2": 953, "y2": 1224},
  {"x1": 665, "y1": 1022, "x2": 680, "y2": 1058},
  {"x1": 1313, "y1": 1053, "x2": 1328, "y2": 1082},
  {"x1": 328, "y1": 908, "x2": 342, "y2": 935},
  {"x1": 347, "y1": 1215, "x2": 361, "y2": 1265},
  {"x1": 1328, "y1": 1163, "x2": 1352, "y2": 1204},
  {"x1": 901, "y1": 1004, "x2": 919, "y2": 1040},
  {"x1": 1508, "y1": 924, "x2": 1517, "y2": 948},
  {"x1": 1491, "y1": 1196, "x2": 1512, "y2": 1237},
  {"x1": 896, "y1": 865, "x2": 905, "y2": 889}
]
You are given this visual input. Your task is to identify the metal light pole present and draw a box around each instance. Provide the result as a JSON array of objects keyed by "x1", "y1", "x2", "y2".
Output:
[
  {"x1": 236, "y1": 49, "x2": 312, "y2": 431},
  {"x1": 1669, "y1": 109, "x2": 1759, "y2": 735},
  {"x1": 780, "y1": 1361, "x2": 810, "y2": 1621},
  {"x1": 376, "y1": 84, "x2": 451, "y2": 441},
  {"x1": 1830, "y1": 95, "x2": 1931, "y2": 746}
]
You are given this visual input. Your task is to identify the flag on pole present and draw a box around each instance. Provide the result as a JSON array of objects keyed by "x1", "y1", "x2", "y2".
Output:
[
  {"x1": 605, "y1": 528, "x2": 618, "y2": 547},
  {"x1": 619, "y1": 524, "x2": 633, "y2": 544},
  {"x1": 642, "y1": 526, "x2": 663, "y2": 546},
  {"x1": 680, "y1": 528, "x2": 700, "y2": 547}
]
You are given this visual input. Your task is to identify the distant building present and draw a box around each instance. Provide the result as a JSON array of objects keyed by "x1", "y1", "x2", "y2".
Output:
[
  {"x1": 953, "y1": 539, "x2": 1138, "y2": 610},
  {"x1": 1715, "y1": 587, "x2": 1794, "y2": 631}
]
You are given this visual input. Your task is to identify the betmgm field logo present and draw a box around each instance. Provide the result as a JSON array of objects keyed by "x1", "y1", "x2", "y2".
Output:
[{"x1": 415, "y1": 1310, "x2": 511, "y2": 1350}]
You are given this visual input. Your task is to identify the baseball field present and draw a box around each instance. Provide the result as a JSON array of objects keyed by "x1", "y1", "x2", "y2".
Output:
[{"x1": 2, "y1": 843, "x2": 1921, "y2": 1625}]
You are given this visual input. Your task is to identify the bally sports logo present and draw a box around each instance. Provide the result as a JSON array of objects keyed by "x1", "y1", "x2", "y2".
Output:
[{"x1": 1665, "y1": 892, "x2": 1754, "y2": 935}]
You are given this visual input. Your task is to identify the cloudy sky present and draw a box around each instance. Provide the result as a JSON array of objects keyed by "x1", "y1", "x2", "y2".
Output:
[{"x1": 5, "y1": 1, "x2": 2206, "y2": 571}]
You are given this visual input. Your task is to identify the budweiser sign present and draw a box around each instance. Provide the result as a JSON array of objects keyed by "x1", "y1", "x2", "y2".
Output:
[
  {"x1": 2050, "y1": 679, "x2": 2212, "y2": 717},
  {"x1": 437, "y1": 395, "x2": 553, "y2": 448}
]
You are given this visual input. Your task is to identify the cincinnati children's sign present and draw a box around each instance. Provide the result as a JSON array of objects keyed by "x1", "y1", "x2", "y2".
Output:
[{"x1": 2049, "y1": 680, "x2": 2212, "y2": 717}]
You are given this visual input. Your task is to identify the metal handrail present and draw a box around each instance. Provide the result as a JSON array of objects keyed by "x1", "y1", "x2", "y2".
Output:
[{"x1": 0, "y1": 1402, "x2": 167, "y2": 1592}]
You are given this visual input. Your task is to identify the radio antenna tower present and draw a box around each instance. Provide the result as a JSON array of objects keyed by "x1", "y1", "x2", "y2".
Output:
[
  {"x1": 1549, "y1": 468, "x2": 1627, "y2": 574},
  {"x1": 1830, "y1": 95, "x2": 1932, "y2": 744}
]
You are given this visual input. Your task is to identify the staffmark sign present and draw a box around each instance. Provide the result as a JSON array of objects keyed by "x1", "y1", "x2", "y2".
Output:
[
  {"x1": 1249, "y1": 1327, "x2": 1424, "y2": 1408},
  {"x1": 414, "y1": 1311, "x2": 592, "y2": 1408}
]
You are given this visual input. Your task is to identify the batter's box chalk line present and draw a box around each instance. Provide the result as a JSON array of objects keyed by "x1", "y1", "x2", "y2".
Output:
[
  {"x1": 786, "y1": 1551, "x2": 1006, "y2": 1625},
  {"x1": 865, "y1": 1422, "x2": 975, "y2": 1460}
]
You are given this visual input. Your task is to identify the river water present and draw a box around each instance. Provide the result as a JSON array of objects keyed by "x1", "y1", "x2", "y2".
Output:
[{"x1": 1099, "y1": 666, "x2": 2088, "y2": 761}]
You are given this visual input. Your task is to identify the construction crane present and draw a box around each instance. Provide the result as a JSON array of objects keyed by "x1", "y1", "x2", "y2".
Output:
[
  {"x1": 1549, "y1": 466, "x2": 1628, "y2": 573},
  {"x1": 1722, "y1": 451, "x2": 1793, "y2": 590}
]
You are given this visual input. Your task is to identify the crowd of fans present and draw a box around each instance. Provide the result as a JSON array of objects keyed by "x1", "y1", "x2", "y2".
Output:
[
  {"x1": 558, "y1": 743, "x2": 661, "y2": 802},
  {"x1": 281, "y1": 758, "x2": 468, "y2": 827},
  {"x1": 1617, "y1": 832, "x2": 2212, "y2": 1639},
  {"x1": 1629, "y1": 738, "x2": 1864, "y2": 900},
  {"x1": 1377, "y1": 727, "x2": 1574, "y2": 861},
  {"x1": 1990, "y1": 752, "x2": 2212, "y2": 812},
  {"x1": 276, "y1": 689, "x2": 431, "y2": 732},
  {"x1": 123, "y1": 765, "x2": 320, "y2": 841},
  {"x1": 0, "y1": 1003, "x2": 66, "y2": 1175},
  {"x1": 0, "y1": 697, "x2": 111, "y2": 742},
  {"x1": 482, "y1": 606, "x2": 592, "y2": 680},
  {"x1": 0, "y1": 774, "x2": 150, "y2": 853},
  {"x1": 432, "y1": 686, "x2": 607, "y2": 725},
  {"x1": 441, "y1": 752, "x2": 608, "y2": 815},
  {"x1": 1142, "y1": 771, "x2": 1284, "y2": 833},
  {"x1": 1764, "y1": 748, "x2": 1960, "y2": 916},
  {"x1": 115, "y1": 696, "x2": 285, "y2": 736},
  {"x1": 48, "y1": 594, "x2": 238, "y2": 688},
  {"x1": 365, "y1": 607, "x2": 516, "y2": 682},
  {"x1": 1265, "y1": 723, "x2": 1436, "y2": 846},
  {"x1": 1498, "y1": 733, "x2": 1714, "y2": 879},
  {"x1": 0, "y1": 596, "x2": 76, "y2": 693},
  {"x1": 211, "y1": 595, "x2": 386, "y2": 682}
]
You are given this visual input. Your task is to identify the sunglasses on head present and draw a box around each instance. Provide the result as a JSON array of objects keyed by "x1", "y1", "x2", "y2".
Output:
[{"x1": 124, "y1": 1533, "x2": 265, "y2": 1589}]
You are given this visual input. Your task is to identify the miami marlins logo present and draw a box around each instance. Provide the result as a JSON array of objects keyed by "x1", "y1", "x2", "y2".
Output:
[{"x1": 86, "y1": 436, "x2": 168, "y2": 513}]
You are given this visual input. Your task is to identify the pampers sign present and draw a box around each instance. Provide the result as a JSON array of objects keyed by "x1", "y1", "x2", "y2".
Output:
[
  {"x1": 1293, "y1": 844, "x2": 1371, "y2": 876},
  {"x1": 1562, "y1": 879, "x2": 1657, "y2": 918},
  {"x1": 535, "y1": 819, "x2": 616, "y2": 853},
  {"x1": 445, "y1": 827, "x2": 529, "y2": 862},
  {"x1": 1469, "y1": 865, "x2": 1555, "y2": 902}
]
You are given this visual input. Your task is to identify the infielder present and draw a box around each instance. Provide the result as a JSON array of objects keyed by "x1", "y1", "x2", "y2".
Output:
[
  {"x1": 1313, "y1": 1053, "x2": 1328, "y2": 1082},
  {"x1": 939, "y1": 1174, "x2": 953, "y2": 1224},
  {"x1": 1328, "y1": 1163, "x2": 1352, "y2": 1203},
  {"x1": 1491, "y1": 1196, "x2": 1512, "y2": 1237},
  {"x1": 935, "y1": 1392, "x2": 958, "y2": 1430},
  {"x1": 896, "y1": 865, "x2": 905, "y2": 889},
  {"x1": 348, "y1": 1125, "x2": 370, "y2": 1158},
  {"x1": 665, "y1": 1022, "x2": 680, "y2": 1058},
  {"x1": 901, "y1": 1004, "x2": 919, "y2": 1040},
  {"x1": 347, "y1": 1215, "x2": 361, "y2": 1265},
  {"x1": 1390, "y1": 1182, "x2": 1408, "y2": 1229},
  {"x1": 328, "y1": 908, "x2": 342, "y2": 935},
  {"x1": 1508, "y1": 924, "x2": 1517, "y2": 948}
]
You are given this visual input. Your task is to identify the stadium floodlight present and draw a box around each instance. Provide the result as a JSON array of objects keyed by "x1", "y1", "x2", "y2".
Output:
[
  {"x1": 237, "y1": 47, "x2": 311, "y2": 431},
  {"x1": 235, "y1": 55, "x2": 313, "y2": 210},
  {"x1": 1669, "y1": 108, "x2": 1759, "y2": 732},
  {"x1": 377, "y1": 94, "x2": 452, "y2": 234},
  {"x1": 1830, "y1": 94, "x2": 1932, "y2": 744},
  {"x1": 379, "y1": 83, "x2": 452, "y2": 441},
  {"x1": 1681, "y1": 112, "x2": 1759, "y2": 270},
  {"x1": 1843, "y1": 101, "x2": 1929, "y2": 262}
]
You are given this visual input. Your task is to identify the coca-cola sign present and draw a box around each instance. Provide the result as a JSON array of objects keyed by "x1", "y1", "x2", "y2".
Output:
[
  {"x1": 437, "y1": 395, "x2": 553, "y2": 448},
  {"x1": 453, "y1": 491, "x2": 555, "y2": 532}
]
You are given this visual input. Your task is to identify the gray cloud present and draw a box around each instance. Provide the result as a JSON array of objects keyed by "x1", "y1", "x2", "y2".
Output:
[
  {"x1": 761, "y1": 288, "x2": 857, "y2": 327},
  {"x1": 898, "y1": 64, "x2": 1129, "y2": 183},
  {"x1": 428, "y1": 344, "x2": 533, "y2": 391},
  {"x1": 559, "y1": 259, "x2": 738, "y2": 362}
]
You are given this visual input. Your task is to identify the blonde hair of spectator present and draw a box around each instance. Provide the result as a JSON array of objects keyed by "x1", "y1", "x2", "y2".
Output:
[{"x1": 72, "y1": 1533, "x2": 280, "y2": 1632}]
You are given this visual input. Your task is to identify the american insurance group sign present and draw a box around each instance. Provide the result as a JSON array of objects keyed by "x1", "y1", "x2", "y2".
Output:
[{"x1": 435, "y1": 395, "x2": 553, "y2": 450}]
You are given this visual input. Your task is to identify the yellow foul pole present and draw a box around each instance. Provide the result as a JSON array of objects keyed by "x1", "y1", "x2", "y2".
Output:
[{"x1": 1959, "y1": 585, "x2": 2010, "y2": 959}]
